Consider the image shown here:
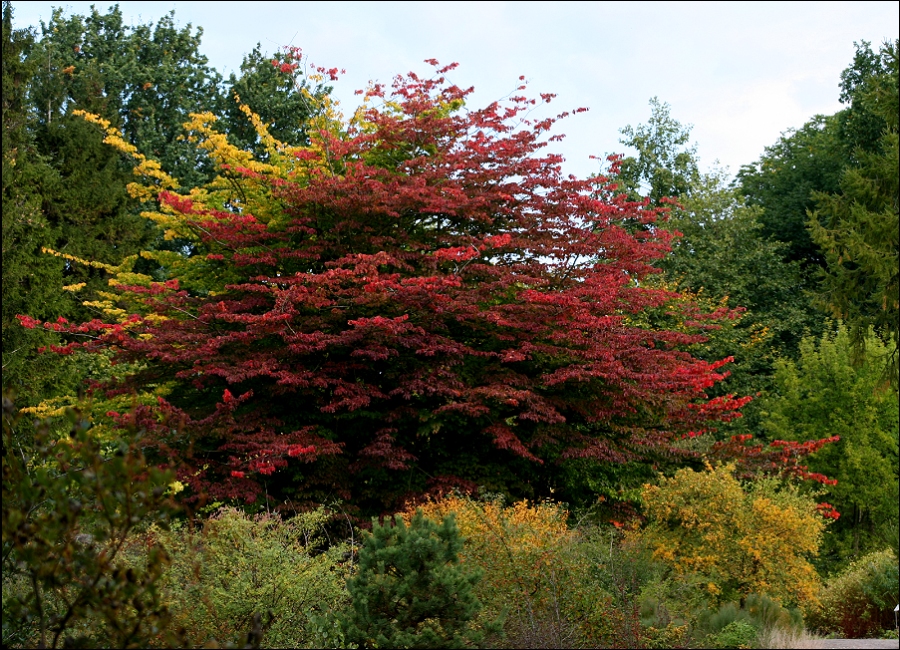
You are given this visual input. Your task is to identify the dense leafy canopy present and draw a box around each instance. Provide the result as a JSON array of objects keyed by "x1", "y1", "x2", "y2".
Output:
[
  {"x1": 809, "y1": 40, "x2": 899, "y2": 387},
  {"x1": 6, "y1": 4, "x2": 899, "y2": 644},
  {"x1": 638, "y1": 463, "x2": 826, "y2": 606},
  {"x1": 761, "y1": 324, "x2": 899, "y2": 567},
  {"x1": 2, "y1": 1, "x2": 81, "y2": 403},
  {"x1": 26, "y1": 5, "x2": 223, "y2": 189},
  {"x1": 22, "y1": 59, "x2": 751, "y2": 512}
]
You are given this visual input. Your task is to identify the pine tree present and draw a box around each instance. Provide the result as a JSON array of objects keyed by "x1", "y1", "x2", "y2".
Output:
[
  {"x1": 340, "y1": 511, "x2": 489, "y2": 649},
  {"x1": 1, "y1": 1, "x2": 75, "y2": 403}
]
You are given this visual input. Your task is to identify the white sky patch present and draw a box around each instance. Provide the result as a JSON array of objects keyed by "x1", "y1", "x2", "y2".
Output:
[{"x1": 10, "y1": 1, "x2": 899, "y2": 181}]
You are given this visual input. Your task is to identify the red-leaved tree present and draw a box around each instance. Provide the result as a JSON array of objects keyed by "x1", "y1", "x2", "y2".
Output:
[{"x1": 21, "y1": 57, "x2": 754, "y2": 511}]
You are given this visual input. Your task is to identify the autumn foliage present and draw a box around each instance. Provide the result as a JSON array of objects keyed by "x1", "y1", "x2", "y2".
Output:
[
  {"x1": 406, "y1": 497, "x2": 573, "y2": 616},
  {"x1": 20, "y1": 55, "x2": 753, "y2": 511},
  {"x1": 638, "y1": 463, "x2": 826, "y2": 606}
]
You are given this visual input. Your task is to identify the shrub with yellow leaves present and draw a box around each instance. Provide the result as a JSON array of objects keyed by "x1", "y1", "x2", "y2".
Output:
[
  {"x1": 404, "y1": 494, "x2": 584, "y2": 647},
  {"x1": 636, "y1": 463, "x2": 826, "y2": 607}
]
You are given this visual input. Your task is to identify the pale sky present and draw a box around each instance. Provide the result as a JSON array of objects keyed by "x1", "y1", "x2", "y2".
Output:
[{"x1": 10, "y1": 1, "x2": 900, "y2": 180}]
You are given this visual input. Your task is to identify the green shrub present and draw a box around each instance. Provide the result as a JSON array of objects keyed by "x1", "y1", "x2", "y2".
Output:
[
  {"x1": 743, "y1": 593, "x2": 803, "y2": 634},
  {"x1": 807, "y1": 548, "x2": 899, "y2": 637},
  {"x1": 711, "y1": 620, "x2": 758, "y2": 648},
  {"x1": 1, "y1": 395, "x2": 182, "y2": 649},
  {"x1": 154, "y1": 506, "x2": 351, "y2": 648},
  {"x1": 696, "y1": 594, "x2": 803, "y2": 649},
  {"x1": 561, "y1": 525, "x2": 690, "y2": 649},
  {"x1": 339, "y1": 510, "x2": 490, "y2": 649}
]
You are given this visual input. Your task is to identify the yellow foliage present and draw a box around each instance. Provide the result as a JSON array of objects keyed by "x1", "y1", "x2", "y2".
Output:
[
  {"x1": 73, "y1": 99, "x2": 339, "y2": 296},
  {"x1": 41, "y1": 247, "x2": 117, "y2": 272},
  {"x1": 403, "y1": 495, "x2": 579, "y2": 625},
  {"x1": 636, "y1": 464, "x2": 824, "y2": 606},
  {"x1": 74, "y1": 110, "x2": 179, "y2": 202}
]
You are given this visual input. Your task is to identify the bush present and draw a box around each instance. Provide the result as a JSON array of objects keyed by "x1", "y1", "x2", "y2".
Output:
[
  {"x1": 407, "y1": 495, "x2": 582, "y2": 647},
  {"x1": 339, "y1": 510, "x2": 489, "y2": 649},
  {"x1": 151, "y1": 506, "x2": 351, "y2": 648},
  {"x1": 807, "y1": 549, "x2": 899, "y2": 637},
  {"x1": 568, "y1": 529, "x2": 668, "y2": 649},
  {"x1": 697, "y1": 594, "x2": 802, "y2": 648},
  {"x1": 711, "y1": 620, "x2": 758, "y2": 648},
  {"x1": 1, "y1": 395, "x2": 182, "y2": 649},
  {"x1": 637, "y1": 463, "x2": 825, "y2": 606}
]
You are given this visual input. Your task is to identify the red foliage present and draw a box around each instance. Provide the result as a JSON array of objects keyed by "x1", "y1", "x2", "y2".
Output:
[
  {"x1": 709, "y1": 433, "x2": 840, "y2": 485},
  {"x1": 708, "y1": 433, "x2": 841, "y2": 517},
  {"x1": 23, "y1": 60, "x2": 758, "y2": 510}
]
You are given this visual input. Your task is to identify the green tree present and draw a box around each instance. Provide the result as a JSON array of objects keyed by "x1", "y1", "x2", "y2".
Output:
[
  {"x1": 614, "y1": 96, "x2": 700, "y2": 204},
  {"x1": 26, "y1": 5, "x2": 224, "y2": 189},
  {"x1": 837, "y1": 40, "x2": 899, "y2": 158},
  {"x1": 737, "y1": 115, "x2": 846, "y2": 267},
  {"x1": 611, "y1": 100, "x2": 821, "y2": 433},
  {"x1": 737, "y1": 40, "x2": 898, "y2": 273},
  {"x1": 662, "y1": 170, "x2": 819, "y2": 362},
  {"x1": 221, "y1": 44, "x2": 319, "y2": 159},
  {"x1": 339, "y1": 511, "x2": 490, "y2": 648},
  {"x1": 809, "y1": 40, "x2": 899, "y2": 388},
  {"x1": 1, "y1": 1, "x2": 77, "y2": 403},
  {"x1": 761, "y1": 324, "x2": 899, "y2": 568},
  {"x1": 33, "y1": 114, "x2": 153, "y2": 322}
]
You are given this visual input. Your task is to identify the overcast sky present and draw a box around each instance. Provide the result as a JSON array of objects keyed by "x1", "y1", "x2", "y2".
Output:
[{"x1": 10, "y1": 1, "x2": 899, "y2": 180}]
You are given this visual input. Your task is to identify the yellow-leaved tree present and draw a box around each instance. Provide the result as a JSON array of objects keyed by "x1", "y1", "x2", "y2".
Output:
[{"x1": 637, "y1": 463, "x2": 826, "y2": 606}]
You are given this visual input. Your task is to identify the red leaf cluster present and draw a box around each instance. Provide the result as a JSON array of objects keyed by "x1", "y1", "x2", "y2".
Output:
[{"x1": 22, "y1": 60, "x2": 755, "y2": 509}]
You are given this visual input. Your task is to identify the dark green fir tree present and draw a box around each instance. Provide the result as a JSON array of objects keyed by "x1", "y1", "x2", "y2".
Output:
[{"x1": 340, "y1": 511, "x2": 493, "y2": 649}]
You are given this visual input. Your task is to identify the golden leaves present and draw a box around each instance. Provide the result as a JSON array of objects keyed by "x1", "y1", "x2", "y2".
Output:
[{"x1": 637, "y1": 463, "x2": 824, "y2": 605}]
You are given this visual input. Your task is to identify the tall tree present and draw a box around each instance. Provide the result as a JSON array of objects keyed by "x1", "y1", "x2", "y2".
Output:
[
  {"x1": 809, "y1": 40, "x2": 899, "y2": 387},
  {"x1": 614, "y1": 97, "x2": 699, "y2": 204},
  {"x1": 1, "y1": 1, "x2": 76, "y2": 402},
  {"x1": 26, "y1": 5, "x2": 224, "y2": 188},
  {"x1": 737, "y1": 115, "x2": 846, "y2": 267},
  {"x1": 611, "y1": 100, "x2": 820, "y2": 434},
  {"x1": 761, "y1": 324, "x2": 899, "y2": 568},
  {"x1": 737, "y1": 40, "x2": 898, "y2": 272},
  {"x1": 659, "y1": 171, "x2": 821, "y2": 434},
  {"x1": 221, "y1": 44, "x2": 321, "y2": 158},
  {"x1": 27, "y1": 60, "x2": 750, "y2": 513}
]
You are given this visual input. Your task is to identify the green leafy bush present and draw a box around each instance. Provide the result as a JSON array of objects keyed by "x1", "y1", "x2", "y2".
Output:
[
  {"x1": 711, "y1": 620, "x2": 758, "y2": 648},
  {"x1": 697, "y1": 594, "x2": 802, "y2": 649},
  {"x1": 559, "y1": 524, "x2": 701, "y2": 649},
  {"x1": 1, "y1": 395, "x2": 182, "y2": 649},
  {"x1": 339, "y1": 510, "x2": 489, "y2": 649},
  {"x1": 807, "y1": 549, "x2": 899, "y2": 637},
  {"x1": 152, "y1": 506, "x2": 351, "y2": 648}
]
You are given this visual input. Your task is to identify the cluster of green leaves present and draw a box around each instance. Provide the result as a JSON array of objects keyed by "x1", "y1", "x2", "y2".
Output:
[
  {"x1": 1, "y1": 394, "x2": 182, "y2": 649},
  {"x1": 613, "y1": 99, "x2": 822, "y2": 440},
  {"x1": 2, "y1": 2, "x2": 83, "y2": 404},
  {"x1": 806, "y1": 549, "x2": 900, "y2": 638},
  {"x1": 761, "y1": 324, "x2": 899, "y2": 569},
  {"x1": 809, "y1": 40, "x2": 899, "y2": 388},
  {"x1": 150, "y1": 506, "x2": 352, "y2": 649}
]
